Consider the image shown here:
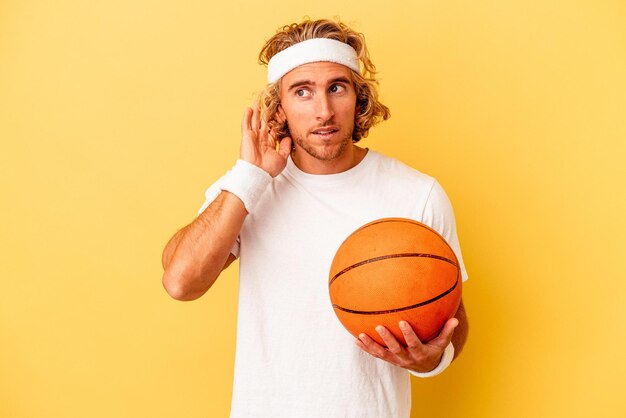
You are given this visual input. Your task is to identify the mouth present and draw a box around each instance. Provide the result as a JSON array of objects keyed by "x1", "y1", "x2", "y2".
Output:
[{"x1": 310, "y1": 127, "x2": 339, "y2": 138}]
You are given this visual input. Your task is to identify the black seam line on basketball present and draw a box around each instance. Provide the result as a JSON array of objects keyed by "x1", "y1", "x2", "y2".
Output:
[
  {"x1": 328, "y1": 253, "x2": 458, "y2": 288},
  {"x1": 331, "y1": 276, "x2": 459, "y2": 315},
  {"x1": 341, "y1": 219, "x2": 460, "y2": 275}
]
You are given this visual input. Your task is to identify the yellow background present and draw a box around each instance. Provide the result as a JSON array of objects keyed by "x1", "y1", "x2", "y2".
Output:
[{"x1": 1, "y1": 0, "x2": 625, "y2": 417}]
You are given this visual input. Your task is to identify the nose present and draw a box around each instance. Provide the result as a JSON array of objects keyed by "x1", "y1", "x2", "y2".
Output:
[{"x1": 315, "y1": 93, "x2": 335, "y2": 122}]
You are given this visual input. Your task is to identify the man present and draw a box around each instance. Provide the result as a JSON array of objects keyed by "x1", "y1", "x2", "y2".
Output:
[{"x1": 162, "y1": 19, "x2": 469, "y2": 418}]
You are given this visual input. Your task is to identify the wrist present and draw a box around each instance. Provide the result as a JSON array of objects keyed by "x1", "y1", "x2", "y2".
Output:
[
  {"x1": 407, "y1": 342, "x2": 455, "y2": 378},
  {"x1": 219, "y1": 159, "x2": 272, "y2": 213}
]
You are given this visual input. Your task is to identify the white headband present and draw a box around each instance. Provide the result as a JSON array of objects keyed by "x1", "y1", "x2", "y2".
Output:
[{"x1": 267, "y1": 38, "x2": 360, "y2": 83}]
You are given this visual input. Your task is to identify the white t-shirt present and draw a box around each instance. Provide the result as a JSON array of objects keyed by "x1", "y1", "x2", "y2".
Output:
[{"x1": 198, "y1": 150, "x2": 468, "y2": 418}]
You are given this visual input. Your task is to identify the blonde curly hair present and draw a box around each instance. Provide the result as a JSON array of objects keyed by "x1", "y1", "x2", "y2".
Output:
[{"x1": 258, "y1": 19, "x2": 390, "y2": 142}]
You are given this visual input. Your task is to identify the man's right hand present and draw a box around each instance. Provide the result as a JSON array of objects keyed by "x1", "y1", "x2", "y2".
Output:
[{"x1": 240, "y1": 103, "x2": 292, "y2": 178}]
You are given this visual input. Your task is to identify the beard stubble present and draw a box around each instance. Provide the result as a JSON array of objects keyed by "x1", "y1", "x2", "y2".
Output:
[{"x1": 291, "y1": 128, "x2": 353, "y2": 162}]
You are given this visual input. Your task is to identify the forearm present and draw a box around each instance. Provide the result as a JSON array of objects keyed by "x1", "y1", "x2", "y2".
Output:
[
  {"x1": 162, "y1": 102, "x2": 289, "y2": 300},
  {"x1": 451, "y1": 299, "x2": 468, "y2": 359},
  {"x1": 162, "y1": 191, "x2": 246, "y2": 300}
]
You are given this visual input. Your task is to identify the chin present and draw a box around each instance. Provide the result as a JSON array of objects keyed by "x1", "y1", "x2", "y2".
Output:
[
  {"x1": 292, "y1": 127, "x2": 352, "y2": 159},
  {"x1": 295, "y1": 136, "x2": 351, "y2": 161}
]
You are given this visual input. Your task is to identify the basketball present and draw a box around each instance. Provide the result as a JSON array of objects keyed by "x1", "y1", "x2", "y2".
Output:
[{"x1": 328, "y1": 218, "x2": 462, "y2": 345}]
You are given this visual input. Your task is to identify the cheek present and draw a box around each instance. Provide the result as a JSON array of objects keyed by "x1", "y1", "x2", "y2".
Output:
[
  {"x1": 283, "y1": 105, "x2": 311, "y2": 129},
  {"x1": 339, "y1": 93, "x2": 357, "y2": 114},
  {"x1": 339, "y1": 100, "x2": 357, "y2": 121}
]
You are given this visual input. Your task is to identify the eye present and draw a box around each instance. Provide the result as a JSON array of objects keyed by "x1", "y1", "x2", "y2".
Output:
[
  {"x1": 296, "y1": 89, "x2": 311, "y2": 97},
  {"x1": 330, "y1": 84, "x2": 346, "y2": 94}
]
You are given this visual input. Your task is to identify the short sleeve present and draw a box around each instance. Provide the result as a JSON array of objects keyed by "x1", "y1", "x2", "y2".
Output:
[
  {"x1": 196, "y1": 175, "x2": 241, "y2": 258},
  {"x1": 422, "y1": 180, "x2": 468, "y2": 282}
]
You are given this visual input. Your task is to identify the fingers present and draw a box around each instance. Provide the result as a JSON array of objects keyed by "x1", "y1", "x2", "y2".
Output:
[
  {"x1": 250, "y1": 103, "x2": 260, "y2": 133},
  {"x1": 243, "y1": 103, "x2": 274, "y2": 142},
  {"x1": 356, "y1": 333, "x2": 390, "y2": 360},
  {"x1": 241, "y1": 103, "x2": 261, "y2": 137},
  {"x1": 356, "y1": 326, "x2": 414, "y2": 364},
  {"x1": 375, "y1": 325, "x2": 405, "y2": 356},
  {"x1": 399, "y1": 318, "x2": 458, "y2": 350},
  {"x1": 399, "y1": 321, "x2": 423, "y2": 350},
  {"x1": 258, "y1": 116, "x2": 273, "y2": 146},
  {"x1": 277, "y1": 136, "x2": 292, "y2": 158},
  {"x1": 241, "y1": 107, "x2": 253, "y2": 135},
  {"x1": 356, "y1": 320, "x2": 459, "y2": 372}
]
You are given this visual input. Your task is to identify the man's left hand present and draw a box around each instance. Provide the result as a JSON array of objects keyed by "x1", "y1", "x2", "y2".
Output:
[{"x1": 355, "y1": 318, "x2": 458, "y2": 373}]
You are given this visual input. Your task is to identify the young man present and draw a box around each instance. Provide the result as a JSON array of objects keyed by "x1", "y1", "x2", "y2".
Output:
[{"x1": 162, "y1": 19, "x2": 469, "y2": 418}]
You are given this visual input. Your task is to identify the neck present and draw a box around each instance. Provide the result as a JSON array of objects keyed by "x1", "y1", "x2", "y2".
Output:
[{"x1": 291, "y1": 145, "x2": 368, "y2": 174}]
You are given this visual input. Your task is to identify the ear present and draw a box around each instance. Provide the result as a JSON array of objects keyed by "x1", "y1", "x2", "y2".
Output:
[{"x1": 277, "y1": 104, "x2": 287, "y2": 123}]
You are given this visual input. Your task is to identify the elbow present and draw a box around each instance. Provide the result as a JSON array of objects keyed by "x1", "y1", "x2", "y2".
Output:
[
  {"x1": 161, "y1": 250, "x2": 226, "y2": 301},
  {"x1": 162, "y1": 271, "x2": 204, "y2": 301}
]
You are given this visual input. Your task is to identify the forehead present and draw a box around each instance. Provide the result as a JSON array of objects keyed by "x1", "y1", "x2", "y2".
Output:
[{"x1": 280, "y1": 61, "x2": 354, "y2": 88}]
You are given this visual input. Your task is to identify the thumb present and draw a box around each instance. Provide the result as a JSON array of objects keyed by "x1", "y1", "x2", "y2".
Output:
[{"x1": 430, "y1": 318, "x2": 458, "y2": 348}]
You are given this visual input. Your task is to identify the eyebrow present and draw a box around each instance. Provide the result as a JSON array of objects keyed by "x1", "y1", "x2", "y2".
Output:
[{"x1": 286, "y1": 76, "x2": 352, "y2": 92}]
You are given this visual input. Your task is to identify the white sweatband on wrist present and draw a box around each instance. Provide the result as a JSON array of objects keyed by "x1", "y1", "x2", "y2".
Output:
[
  {"x1": 408, "y1": 342, "x2": 455, "y2": 378},
  {"x1": 267, "y1": 38, "x2": 360, "y2": 83},
  {"x1": 219, "y1": 159, "x2": 272, "y2": 213}
]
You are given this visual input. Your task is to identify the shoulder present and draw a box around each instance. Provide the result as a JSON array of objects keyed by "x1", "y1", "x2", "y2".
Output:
[{"x1": 366, "y1": 149, "x2": 436, "y2": 190}]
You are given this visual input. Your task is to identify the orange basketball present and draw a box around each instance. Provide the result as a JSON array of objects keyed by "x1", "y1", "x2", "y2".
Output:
[{"x1": 328, "y1": 218, "x2": 461, "y2": 345}]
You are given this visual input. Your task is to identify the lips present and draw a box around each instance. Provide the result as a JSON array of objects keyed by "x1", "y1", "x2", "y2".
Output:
[{"x1": 311, "y1": 126, "x2": 339, "y2": 136}]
